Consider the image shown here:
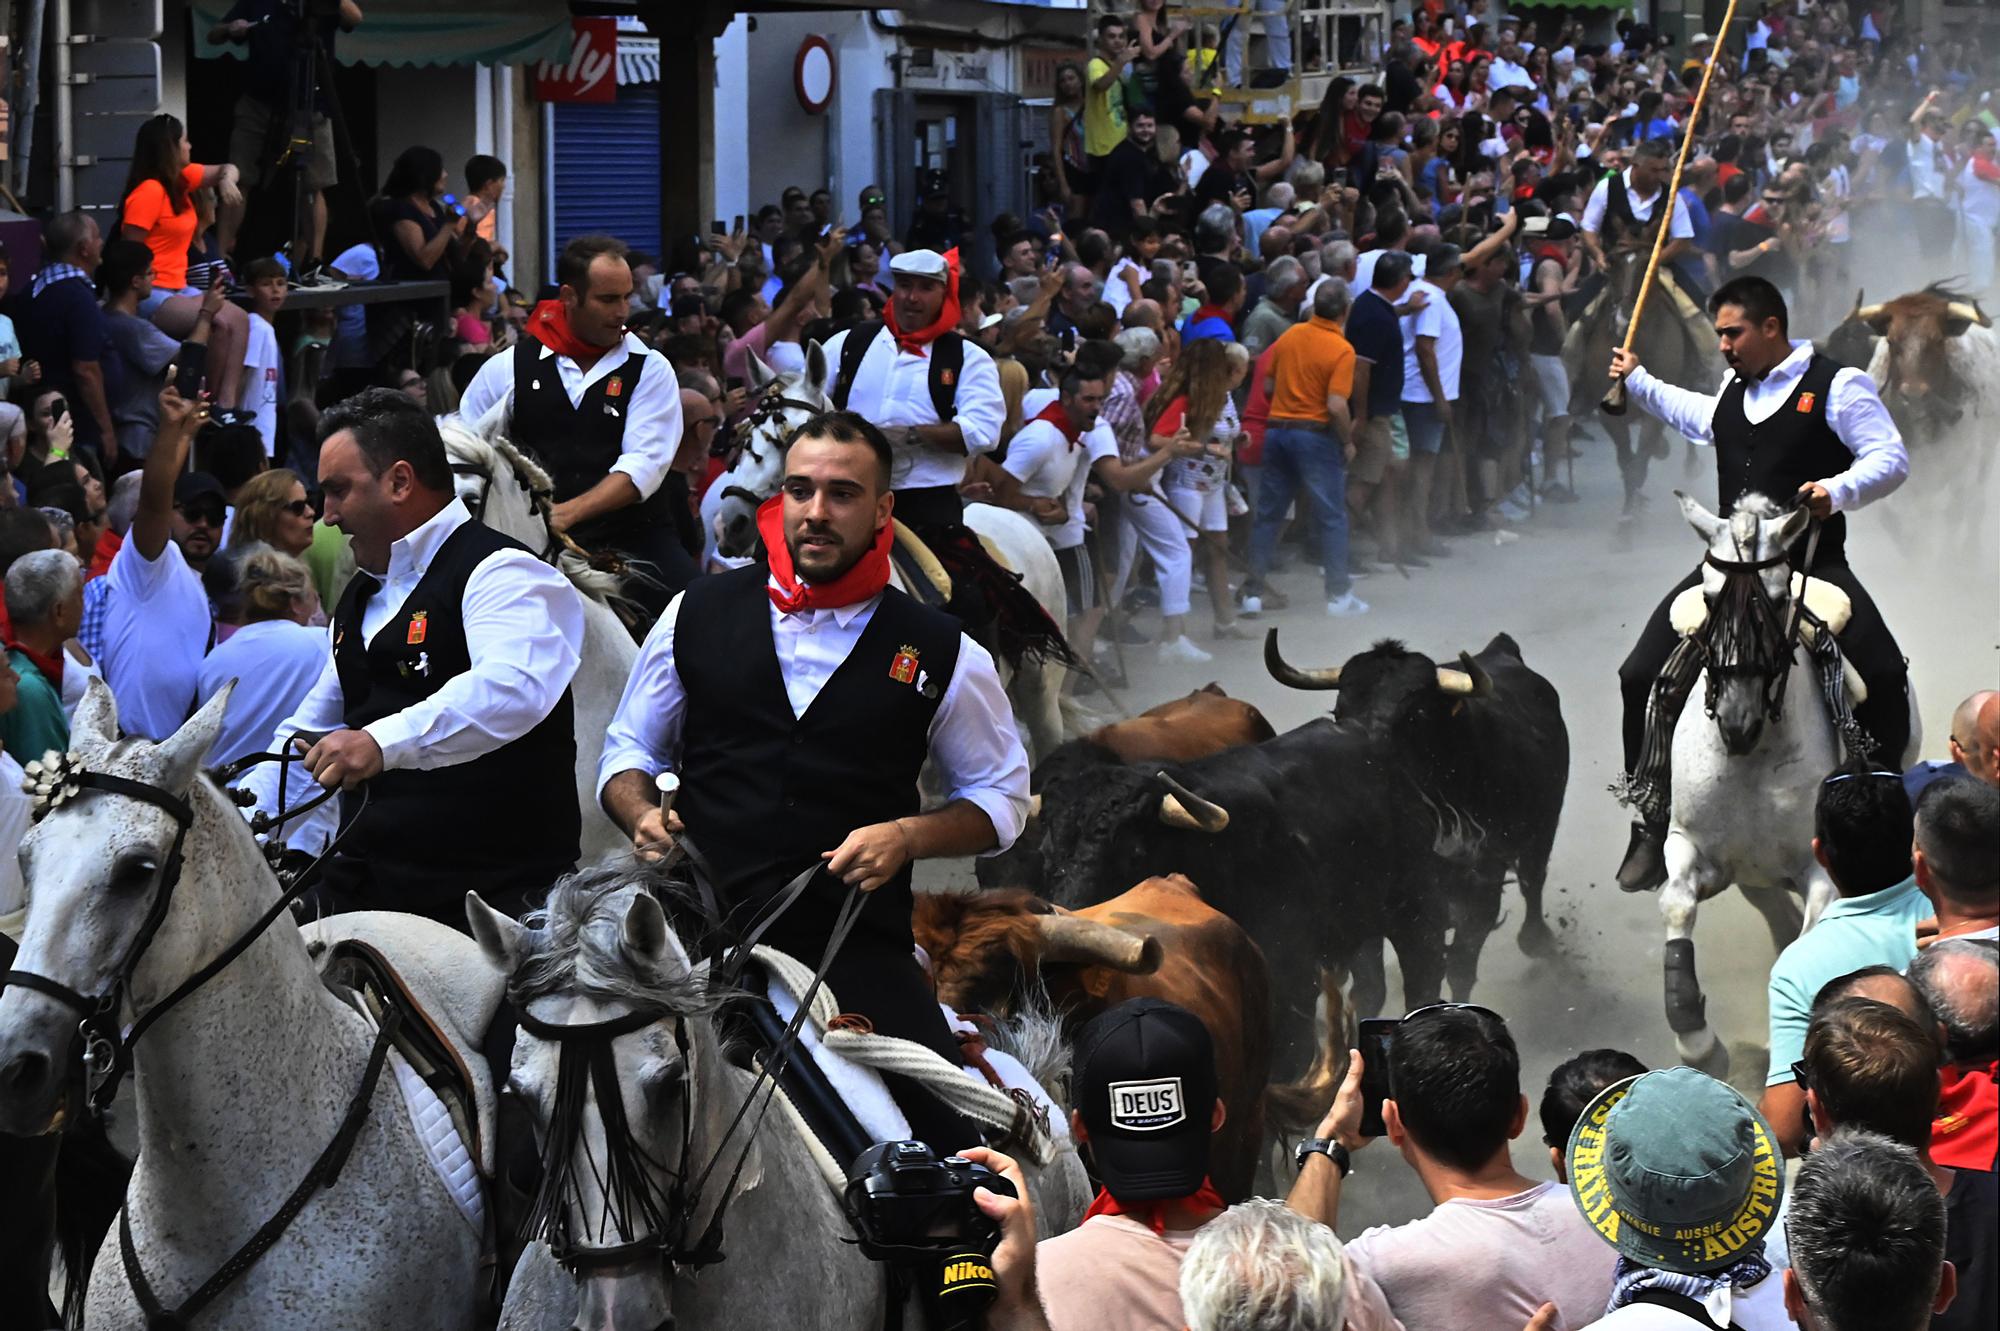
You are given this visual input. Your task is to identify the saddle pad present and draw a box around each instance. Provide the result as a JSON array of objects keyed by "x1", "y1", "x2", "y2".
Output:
[
  {"x1": 389, "y1": 1046, "x2": 485, "y2": 1232},
  {"x1": 891, "y1": 519, "x2": 954, "y2": 602},
  {"x1": 1667, "y1": 581, "x2": 1867, "y2": 704}
]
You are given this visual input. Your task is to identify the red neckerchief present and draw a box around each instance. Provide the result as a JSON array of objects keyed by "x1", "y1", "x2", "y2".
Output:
[
  {"x1": 1534, "y1": 242, "x2": 1569, "y2": 265},
  {"x1": 755, "y1": 495, "x2": 892, "y2": 614},
  {"x1": 1032, "y1": 400, "x2": 1084, "y2": 450},
  {"x1": 89, "y1": 528, "x2": 122, "y2": 580},
  {"x1": 527, "y1": 299, "x2": 620, "y2": 367},
  {"x1": 1083, "y1": 1179, "x2": 1228, "y2": 1237},
  {"x1": 7, "y1": 639, "x2": 63, "y2": 690},
  {"x1": 1189, "y1": 304, "x2": 1232, "y2": 327},
  {"x1": 883, "y1": 248, "x2": 963, "y2": 354}
]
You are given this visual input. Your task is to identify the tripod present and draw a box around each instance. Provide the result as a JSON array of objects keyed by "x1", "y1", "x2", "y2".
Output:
[{"x1": 265, "y1": 0, "x2": 370, "y2": 281}]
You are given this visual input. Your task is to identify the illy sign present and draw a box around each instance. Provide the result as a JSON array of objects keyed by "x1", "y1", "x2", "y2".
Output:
[{"x1": 534, "y1": 18, "x2": 617, "y2": 104}]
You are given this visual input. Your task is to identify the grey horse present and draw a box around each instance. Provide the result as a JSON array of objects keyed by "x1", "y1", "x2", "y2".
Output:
[
  {"x1": 473, "y1": 869, "x2": 1088, "y2": 1331},
  {"x1": 0, "y1": 682, "x2": 485, "y2": 1329}
]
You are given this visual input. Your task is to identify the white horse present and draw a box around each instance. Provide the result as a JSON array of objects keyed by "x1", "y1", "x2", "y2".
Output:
[
  {"x1": 469, "y1": 870, "x2": 1089, "y2": 1331},
  {"x1": 440, "y1": 414, "x2": 639, "y2": 861},
  {"x1": 712, "y1": 346, "x2": 1071, "y2": 758},
  {"x1": 1660, "y1": 492, "x2": 1921, "y2": 1076},
  {"x1": 0, "y1": 682, "x2": 485, "y2": 1329}
]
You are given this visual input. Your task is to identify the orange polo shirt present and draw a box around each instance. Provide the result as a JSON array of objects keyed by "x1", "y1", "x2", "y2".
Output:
[{"x1": 1266, "y1": 315, "x2": 1356, "y2": 424}]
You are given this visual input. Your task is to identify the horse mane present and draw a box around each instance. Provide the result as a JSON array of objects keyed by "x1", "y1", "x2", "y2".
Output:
[
  {"x1": 507, "y1": 861, "x2": 720, "y2": 1017},
  {"x1": 438, "y1": 412, "x2": 627, "y2": 605}
]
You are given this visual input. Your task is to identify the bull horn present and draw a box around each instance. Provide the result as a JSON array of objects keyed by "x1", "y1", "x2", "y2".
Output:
[
  {"x1": 1460, "y1": 651, "x2": 1495, "y2": 695},
  {"x1": 1264, "y1": 628, "x2": 1342, "y2": 690},
  {"x1": 1157, "y1": 772, "x2": 1230, "y2": 833},
  {"x1": 1855, "y1": 302, "x2": 1887, "y2": 327},
  {"x1": 1026, "y1": 793, "x2": 1043, "y2": 821},
  {"x1": 1946, "y1": 301, "x2": 1992, "y2": 329},
  {"x1": 1033, "y1": 914, "x2": 1163, "y2": 974}
]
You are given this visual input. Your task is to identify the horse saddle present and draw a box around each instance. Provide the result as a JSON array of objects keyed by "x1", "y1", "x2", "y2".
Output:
[
  {"x1": 303, "y1": 913, "x2": 502, "y2": 1200},
  {"x1": 1670, "y1": 575, "x2": 1868, "y2": 702},
  {"x1": 890, "y1": 519, "x2": 954, "y2": 609}
]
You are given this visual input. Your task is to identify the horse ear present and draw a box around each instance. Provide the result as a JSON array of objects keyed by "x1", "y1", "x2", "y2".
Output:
[
  {"x1": 152, "y1": 682, "x2": 233, "y2": 791},
  {"x1": 71, "y1": 677, "x2": 120, "y2": 754},
  {"x1": 804, "y1": 339, "x2": 830, "y2": 398},
  {"x1": 466, "y1": 891, "x2": 530, "y2": 975},
  {"x1": 745, "y1": 350, "x2": 777, "y2": 392},
  {"x1": 621, "y1": 889, "x2": 672, "y2": 964},
  {"x1": 1676, "y1": 490, "x2": 1726, "y2": 544}
]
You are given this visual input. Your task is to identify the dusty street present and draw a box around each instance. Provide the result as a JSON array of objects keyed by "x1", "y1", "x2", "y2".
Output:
[{"x1": 922, "y1": 415, "x2": 1994, "y2": 1232}]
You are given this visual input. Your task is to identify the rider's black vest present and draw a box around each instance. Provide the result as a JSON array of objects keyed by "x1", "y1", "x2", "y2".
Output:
[
  {"x1": 830, "y1": 321, "x2": 965, "y2": 424},
  {"x1": 325, "y1": 518, "x2": 580, "y2": 922},
  {"x1": 673, "y1": 565, "x2": 961, "y2": 953},
  {"x1": 1601, "y1": 171, "x2": 1652, "y2": 250},
  {"x1": 1712, "y1": 352, "x2": 1851, "y2": 566},
  {"x1": 510, "y1": 334, "x2": 665, "y2": 550}
]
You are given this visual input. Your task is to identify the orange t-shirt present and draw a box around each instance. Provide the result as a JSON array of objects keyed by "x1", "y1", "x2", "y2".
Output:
[
  {"x1": 122, "y1": 164, "x2": 207, "y2": 291},
  {"x1": 1266, "y1": 315, "x2": 1356, "y2": 424}
]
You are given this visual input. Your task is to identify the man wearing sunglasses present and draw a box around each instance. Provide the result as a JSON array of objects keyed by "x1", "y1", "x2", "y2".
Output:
[{"x1": 96, "y1": 386, "x2": 221, "y2": 741}]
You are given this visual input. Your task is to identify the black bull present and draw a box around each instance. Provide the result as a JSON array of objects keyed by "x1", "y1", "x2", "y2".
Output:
[{"x1": 984, "y1": 633, "x2": 1568, "y2": 1080}]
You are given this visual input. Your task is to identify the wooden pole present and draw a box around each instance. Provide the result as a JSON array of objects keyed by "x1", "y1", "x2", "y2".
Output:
[{"x1": 1602, "y1": 0, "x2": 1744, "y2": 415}]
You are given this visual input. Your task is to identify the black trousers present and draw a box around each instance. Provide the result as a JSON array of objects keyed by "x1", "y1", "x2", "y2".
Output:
[
  {"x1": 766, "y1": 932, "x2": 985, "y2": 1158},
  {"x1": 1618, "y1": 561, "x2": 1910, "y2": 779}
]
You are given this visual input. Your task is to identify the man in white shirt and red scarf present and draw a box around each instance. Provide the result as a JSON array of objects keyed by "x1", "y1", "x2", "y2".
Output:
[
  {"x1": 597, "y1": 409, "x2": 1030, "y2": 1152},
  {"x1": 460, "y1": 233, "x2": 689, "y2": 610}
]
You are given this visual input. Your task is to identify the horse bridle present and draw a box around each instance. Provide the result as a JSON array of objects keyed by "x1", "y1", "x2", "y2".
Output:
[
  {"x1": 717, "y1": 388, "x2": 828, "y2": 513},
  {"x1": 513, "y1": 1002, "x2": 716, "y2": 1274},
  {"x1": 1698, "y1": 537, "x2": 1809, "y2": 723},
  {"x1": 1, "y1": 750, "x2": 359, "y2": 1117}
]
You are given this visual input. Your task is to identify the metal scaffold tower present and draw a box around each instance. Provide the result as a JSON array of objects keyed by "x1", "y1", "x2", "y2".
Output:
[{"x1": 1091, "y1": 0, "x2": 1394, "y2": 124}]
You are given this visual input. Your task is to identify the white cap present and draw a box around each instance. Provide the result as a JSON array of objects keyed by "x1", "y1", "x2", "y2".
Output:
[
  {"x1": 978, "y1": 312, "x2": 1004, "y2": 331},
  {"x1": 1692, "y1": 32, "x2": 1714, "y2": 45},
  {"x1": 889, "y1": 249, "x2": 949, "y2": 279}
]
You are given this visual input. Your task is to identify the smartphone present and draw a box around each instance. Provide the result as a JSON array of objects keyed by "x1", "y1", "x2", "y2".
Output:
[
  {"x1": 1357, "y1": 1018, "x2": 1397, "y2": 1140},
  {"x1": 442, "y1": 193, "x2": 464, "y2": 217},
  {"x1": 725, "y1": 375, "x2": 744, "y2": 392},
  {"x1": 173, "y1": 357, "x2": 204, "y2": 402},
  {"x1": 1045, "y1": 247, "x2": 1063, "y2": 271},
  {"x1": 733, "y1": 214, "x2": 746, "y2": 231},
  {"x1": 48, "y1": 400, "x2": 66, "y2": 428},
  {"x1": 712, "y1": 219, "x2": 727, "y2": 235}
]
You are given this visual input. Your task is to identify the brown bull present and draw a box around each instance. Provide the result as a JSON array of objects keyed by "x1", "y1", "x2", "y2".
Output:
[
  {"x1": 1846, "y1": 285, "x2": 1994, "y2": 433},
  {"x1": 1083, "y1": 684, "x2": 1277, "y2": 764},
  {"x1": 913, "y1": 875, "x2": 1280, "y2": 1200}
]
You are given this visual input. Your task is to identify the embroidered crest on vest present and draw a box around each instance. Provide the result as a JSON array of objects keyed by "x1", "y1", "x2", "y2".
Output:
[
  {"x1": 889, "y1": 645, "x2": 920, "y2": 684},
  {"x1": 1796, "y1": 391, "x2": 1816, "y2": 413},
  {"x1": 407, "y1": 611, "x2": 428, "y2": 645}
]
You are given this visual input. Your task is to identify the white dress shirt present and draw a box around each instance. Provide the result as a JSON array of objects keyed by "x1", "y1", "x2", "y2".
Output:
[
  {"x1": 598, "y1": 588, "x2": 1029, "y2": 854},
  {"x1": 245, "y1": 500, "x2": 587, "y2": 848},
  {"x1": 820, "y1": 326, "x2": 1005, "y2": 491},
  {"x1": 1625, "y1": 341, "x2": 1909, "y2": 514},
  {"x1": 101, "y1": 538, "x2": 211, "y2": 742},
  {"x1": 1581, "y1": 170, "x2": 1696, "y2": 241},
  {"x1": 459, "y1": 332, "x2": 684, "y2": 501}
]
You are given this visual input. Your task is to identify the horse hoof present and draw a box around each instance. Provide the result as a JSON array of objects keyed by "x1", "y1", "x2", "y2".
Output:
[{"x1": 1517, "y1": 920, "x2": 1560, "y2": 958}]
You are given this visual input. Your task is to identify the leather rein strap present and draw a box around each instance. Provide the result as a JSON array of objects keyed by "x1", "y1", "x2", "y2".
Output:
[{"x1": 118, "y1": 1005, "x2": 404, "y2": 1329}]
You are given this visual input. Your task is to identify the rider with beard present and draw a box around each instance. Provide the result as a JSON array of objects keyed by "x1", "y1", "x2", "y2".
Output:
[
  {"x1": 1607, "y1": 275, "x2": 1912, "y2": 892},
  {"x1": 598, "y1": 410, "x2": 1029, "y2": 1153}
]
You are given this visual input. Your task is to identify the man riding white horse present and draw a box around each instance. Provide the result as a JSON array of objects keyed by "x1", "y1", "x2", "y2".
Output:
[
  {"x1": 1609, "y1": 275, "x2": 1914, "y2": 892},
  {"x1": 598, "y1": 410, "x2": 1030, "y2": 1153}
]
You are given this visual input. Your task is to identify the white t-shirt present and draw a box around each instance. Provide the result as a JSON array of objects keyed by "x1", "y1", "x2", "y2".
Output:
[
  {"x1": 1002, "y1": 414, "x2": 1118, "y2": 550},
  {"x1": 1104, "y1": 257, "x2": 1142, "y2": 316},
  {"x1": 242, "y1": 312, "x2": 282, "y2": 454},
  {"x1": 1400, "y1": 277, "x2": 1462, "y2": 403},
  {"x1": 1593, "y1": 1275, "x2": 1792, "y2": 1331},
  {"x1": 102, "y1": 539, "x2": 212, "y2": 742}
]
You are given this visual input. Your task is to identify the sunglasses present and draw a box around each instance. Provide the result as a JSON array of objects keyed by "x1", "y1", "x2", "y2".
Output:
[
  {"x1": 1791, "y1": 1059, "x2": 1810, "y2": 1091},
  {"x1": 1822, "y1": 770, "x2": 1902, "y2": 785},
  {"x1": 282, "y1": 497, "x2": 317, "y2": 517},
  {"x1": 176, "y1": 501, "x2": 225, "y2": 526},
  {"x1": 1400, "y1": 1001, "x2": 1503, "y2": 1025}
]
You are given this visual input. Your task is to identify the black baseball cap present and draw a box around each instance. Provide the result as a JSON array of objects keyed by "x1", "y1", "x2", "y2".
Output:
[
  {"x1": 1074, "y1": 999, "x2": 1217, "y2": 1201},
  {"x1": 174, "y1": 472, "x2": 226, "y2": 507}
]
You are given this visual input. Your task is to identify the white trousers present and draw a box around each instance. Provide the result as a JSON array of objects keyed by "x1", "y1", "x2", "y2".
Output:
[
  {"x1": 1224, "y1": 0, "x2": 1293, "y2": 85},
  {"x1": 1113, "y1": 489, "x2": 1195, "y2": 618}
]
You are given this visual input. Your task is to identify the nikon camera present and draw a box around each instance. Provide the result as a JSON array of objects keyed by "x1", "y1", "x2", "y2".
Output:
[{"x1": 843, "y1": 1141, "x2": 1017, "y2": 1330}]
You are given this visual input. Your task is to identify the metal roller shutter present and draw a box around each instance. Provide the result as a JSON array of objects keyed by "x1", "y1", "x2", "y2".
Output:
[{"x1": 551, "y1": 87, "x2": 663, "y2": 263}]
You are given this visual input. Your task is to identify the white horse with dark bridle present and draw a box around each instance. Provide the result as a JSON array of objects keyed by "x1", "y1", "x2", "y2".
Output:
[
  {"x1": 469, "y1": 869, "x2": 1088, "y2": 1331},
  {"x1": 0, "y1": 683, "x2": 488, "y2": 1329},
  {"x1": 710, "y1": 346, "x2": 1072, "y2": 758},
  {"x1": 441, "y1": 413, "x2": 640, "y2": 860},
  {"x1": 1657, "y1": 492, "x2": 1920, "y2": 1075}
]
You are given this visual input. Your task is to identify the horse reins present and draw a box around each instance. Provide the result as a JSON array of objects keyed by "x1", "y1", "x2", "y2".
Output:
[{"x1": 1697, "y1": 500, "x2": 1824, "y2": 722}]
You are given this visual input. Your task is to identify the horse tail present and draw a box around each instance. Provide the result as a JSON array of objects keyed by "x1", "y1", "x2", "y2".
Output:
[{"x1": 57, "y1": 1122, "x2": 132, "y2": 1328}]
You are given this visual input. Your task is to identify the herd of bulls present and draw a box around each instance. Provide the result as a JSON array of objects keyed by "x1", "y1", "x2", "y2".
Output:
[{"x1": 914, "y1": 633, "x2": 1570, "y2": 1198}]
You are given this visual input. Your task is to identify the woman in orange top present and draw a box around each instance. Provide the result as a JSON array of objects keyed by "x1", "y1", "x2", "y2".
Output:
[{"x1": 121, "y1": 114, "x2": 251, "y2": 408}]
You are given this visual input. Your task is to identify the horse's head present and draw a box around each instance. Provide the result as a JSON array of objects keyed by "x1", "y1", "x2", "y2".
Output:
[
  {"x1": 469, "y1": 868, "x2": 722, "y2": 1331},
  {"x1": 0, "y1": 681, "x2": 235, "y2": 1133},
  {"x1": 712, "y1": 342, "x2": 833, "y2": 559},
  {"x1": 1680, "y1": 490, "x2": 1811, "y2": 756},
  {"x1": 442, "y1": 409, "x2": 557, "y2": 554}
]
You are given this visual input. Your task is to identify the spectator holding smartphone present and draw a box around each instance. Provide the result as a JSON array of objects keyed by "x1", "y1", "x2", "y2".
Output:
[{"x1": 99, "y1": 239, "x2": 222, "y2": 461}]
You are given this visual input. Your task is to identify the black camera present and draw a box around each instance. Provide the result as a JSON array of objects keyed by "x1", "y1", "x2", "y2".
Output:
[{"x1": 843, "y1": 1140, "x2": 1013, "y2": 1261}]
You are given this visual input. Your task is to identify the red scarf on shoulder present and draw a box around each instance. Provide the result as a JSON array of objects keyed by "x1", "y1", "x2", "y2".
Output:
[
  {"x1": 1083, "y1": 1179, "x2": 1228, "y2": 1237},
  {"x1": 1032, "y1": 400, "x2": 1084, "y2": 450},
  {"x1": 756, "y1": 496, "x2": 893, "y2": 613},
  {"x1": 527, "y1": 299, "x2": 620, "y2": 366},
  {"x1": 883, "y1": 248, "x2": 963, "y2": 353}
]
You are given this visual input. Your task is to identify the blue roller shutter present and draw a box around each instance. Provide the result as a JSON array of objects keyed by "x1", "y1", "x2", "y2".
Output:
[{"x1": 551, "y1": 86, "x2": 662, "y2": 264}]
